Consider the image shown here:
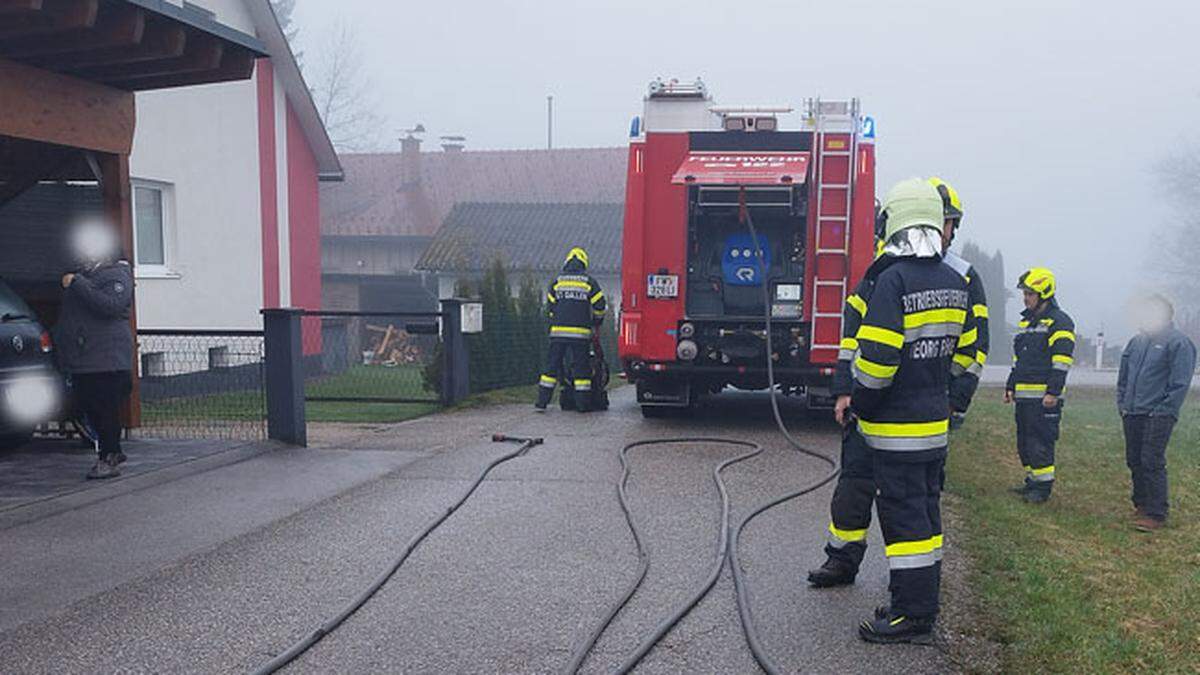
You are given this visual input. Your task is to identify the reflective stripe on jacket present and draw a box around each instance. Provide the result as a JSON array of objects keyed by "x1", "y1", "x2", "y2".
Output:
[
  {"x1": 849, "y1": 257, "x2": 975, "y2": 455},
  {"x1": 1006, "y1": 300, "x2": 1074, "y2": 397},
  {"x1": 832, "y1": 271, "x2": 880, "y2": 397}
]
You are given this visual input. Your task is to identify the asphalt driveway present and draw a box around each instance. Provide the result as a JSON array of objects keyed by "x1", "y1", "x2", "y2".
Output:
[{"x1": 0, "y1": 387, "x2": 953, "y2": 674}]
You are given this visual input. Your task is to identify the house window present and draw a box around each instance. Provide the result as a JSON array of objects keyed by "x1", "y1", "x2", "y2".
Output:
[{"x1": 132, "y1": 179, "x2": 176, "y2": 277}]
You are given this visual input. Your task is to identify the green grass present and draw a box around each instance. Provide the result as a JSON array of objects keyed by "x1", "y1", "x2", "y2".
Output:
[
  {"x1": 304, "y1": 364, "x2": 439, "y2": 423},
  {"x1": 141, "y1": 390, "x2": 266, "y2": 423},
  {"x1": 948, "y1": 386, "x2": 1200, "y2": 674}
]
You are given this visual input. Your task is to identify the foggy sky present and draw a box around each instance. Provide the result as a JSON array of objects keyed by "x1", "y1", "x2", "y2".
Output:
[{"x1": 294, "y1": 0, "x2": 1200, "y2": 341}]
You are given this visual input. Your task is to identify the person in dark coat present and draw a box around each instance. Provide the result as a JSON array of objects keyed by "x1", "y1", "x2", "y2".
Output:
[
  {"x1": 55, "y1": 221, "x2": 134, "y2": 479},
  {"x1": 1117, "y1": 294, "x2": 1196, "y2": 531}
]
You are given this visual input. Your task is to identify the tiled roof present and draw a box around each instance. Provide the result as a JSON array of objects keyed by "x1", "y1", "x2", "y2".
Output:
[
  {"x1": 416, "y1": 202, "x2": 623, "y2": 275},
  {"x1": 320, "y1": 146, "x2": 627, "y2": 237}
]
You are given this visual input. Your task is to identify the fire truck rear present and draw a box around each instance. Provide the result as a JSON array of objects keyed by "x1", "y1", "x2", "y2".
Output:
[{"x1": 618, "y1": 79, "x2": 877, "y2": 416}]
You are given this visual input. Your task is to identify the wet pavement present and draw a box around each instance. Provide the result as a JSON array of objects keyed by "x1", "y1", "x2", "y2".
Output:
[
  {"x1": 0, "y1": 388, "x2": 954, "y2": 674},
  {"x1": 0, "y1": 437, "x2": 258, "y2": 515}
]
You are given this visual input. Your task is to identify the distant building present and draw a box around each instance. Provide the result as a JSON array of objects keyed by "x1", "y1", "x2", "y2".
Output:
[
  {"x1": 416, "y1": 202, "x2": 623, "y2": 306},
  {"x1": 319, "y1": 141, "x2": 626, "y2": 313}
]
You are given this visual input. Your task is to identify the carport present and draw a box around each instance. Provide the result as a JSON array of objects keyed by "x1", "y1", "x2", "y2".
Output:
[{"x1": 0, "y1": 0, "x2": 266, "y2": 425}]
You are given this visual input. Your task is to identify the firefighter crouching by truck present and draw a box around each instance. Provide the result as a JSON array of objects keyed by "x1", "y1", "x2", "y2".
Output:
[
  {"x1": 849, "y1": 178, "x2": 976, "y2": 644},
  {"x1": 1005, "y1": 268, "x2": 1075, "y2": 503},
  {"x1": 807, "y1": 177, "x2": 987, "y2": 590},
  {"x1": 535, "y1": 247, "x2": 607, "y2": 413}
]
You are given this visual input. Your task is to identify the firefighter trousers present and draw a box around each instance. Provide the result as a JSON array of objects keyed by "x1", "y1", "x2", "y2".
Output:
[
  {"x1": 1015, "y1": 399, "x2": 1061, "y2": 494},
  {"x1": 536, "y1": 338, "x2": 591, "y2": 411},
  {"x1": 874, "y1": 452, "x2": 944, "y2": 620},
  {"x1": 824, "y1": 424, "x2": 875, "y2": 572}
]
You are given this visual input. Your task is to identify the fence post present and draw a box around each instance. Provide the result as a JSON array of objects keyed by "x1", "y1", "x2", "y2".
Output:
[
  {"x1": 263, "y1": 308, "x2": 306, "y2": 446},
  {"x1": 440, "y1": 299, "x2": 469, "y2": 406}
]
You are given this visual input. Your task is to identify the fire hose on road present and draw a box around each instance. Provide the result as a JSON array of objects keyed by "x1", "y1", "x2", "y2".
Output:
[
  {"x1": 564, "y1": 200, "x2": 841, "y2": 674},
  {"x1": 250, "y1": 434, "x2": 544, "y2": 675}
]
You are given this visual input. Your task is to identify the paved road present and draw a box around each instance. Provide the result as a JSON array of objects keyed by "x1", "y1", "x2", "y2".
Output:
[{"x1": 0, "y1": 388, "x2": 952, "y2": 674}]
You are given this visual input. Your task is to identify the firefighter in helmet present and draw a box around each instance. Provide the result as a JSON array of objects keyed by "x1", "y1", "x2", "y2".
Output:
[
  {"x1": 806, "y1": 226, "x2": 888, "y2": 588},
  {"x1": 928, "y1": 177, "x2": 989, "y2": 428},
  {"x1": 1005, "y1": 267, "x2": 1074, "y2": 503},
  {"x1": 535, "y1": 247, "x2": 607, "y2": 412},
  {"x1": 808, "y1": 178, "x2": 988, "y2": 590},
  {"x1": 851, "y1": 178, "x2": 976, "y2": 644}
]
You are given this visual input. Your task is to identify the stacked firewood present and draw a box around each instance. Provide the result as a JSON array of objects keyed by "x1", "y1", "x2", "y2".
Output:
[{"x1": 364, "y1": 324, "x2": 423, "y2": 366}]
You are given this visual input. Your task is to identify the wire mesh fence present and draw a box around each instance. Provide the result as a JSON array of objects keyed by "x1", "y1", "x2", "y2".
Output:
[
  {"x1": 462, "y1": 307, "x2": 619, "y2": 395},
  {"x1": 135, "y1": 330, "x2": 266, "y2": 440},
  {"x1": 300, "y1": 312, "x2": 444, "y2": 423}
]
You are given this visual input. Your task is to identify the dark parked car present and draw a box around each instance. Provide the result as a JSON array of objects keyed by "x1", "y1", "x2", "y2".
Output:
[{"x1": 0, "y1": 279, "x2": 62, "y2": 449}]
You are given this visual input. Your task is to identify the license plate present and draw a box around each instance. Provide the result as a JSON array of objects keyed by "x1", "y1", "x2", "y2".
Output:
[{"x1": 646, "y1": 274, "x2": 678, "y2": 298}]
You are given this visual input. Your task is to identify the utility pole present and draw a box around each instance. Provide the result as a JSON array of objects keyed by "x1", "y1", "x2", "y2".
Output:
[{"x1": 547, "y1": 95, "x2": 553, "y2": 149}]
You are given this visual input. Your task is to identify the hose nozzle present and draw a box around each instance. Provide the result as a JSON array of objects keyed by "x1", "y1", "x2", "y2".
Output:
[{"x1": 492, "y1": 434, "x2": 544, "y2": 445}]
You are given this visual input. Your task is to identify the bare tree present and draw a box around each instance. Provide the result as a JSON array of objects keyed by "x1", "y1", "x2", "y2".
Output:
[
  {"x1": 308, "y1": 21, "x2": 386, "y2": 153},
  {"x1": 1153, "y1": 143, "x2": 1200, "y2": 310}
]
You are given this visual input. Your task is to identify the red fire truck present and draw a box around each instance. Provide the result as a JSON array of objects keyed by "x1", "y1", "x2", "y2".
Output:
[{"x1": 618, "y1": 79, "x2": 877, "y2": 416}]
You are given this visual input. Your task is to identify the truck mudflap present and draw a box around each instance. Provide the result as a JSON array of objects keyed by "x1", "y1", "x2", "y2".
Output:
[{"x1": 636, "y1": 378, "x2": 692, "y2": 408}]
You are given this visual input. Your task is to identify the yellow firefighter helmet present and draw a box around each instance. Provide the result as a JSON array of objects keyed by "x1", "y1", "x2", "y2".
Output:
[
  {"x1": 1017, "y1": 267, "x2": 1056, "y2": 300},
  {"x1": 565, "y1": 247, "x2": 589, "y2": 269},
  {"x1": 927, "y1": 176, "x2": 963, "y2": 224}
]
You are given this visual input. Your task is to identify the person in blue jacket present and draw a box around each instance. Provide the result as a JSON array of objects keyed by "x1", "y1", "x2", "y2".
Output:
[{"x1": 1117, "y1": 294, "x2": 1196, "y2": 532}]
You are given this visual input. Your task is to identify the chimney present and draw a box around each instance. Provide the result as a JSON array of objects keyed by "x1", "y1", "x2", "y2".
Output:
[
  {"x1": 400, "y1": 124, "x2": 425, "y2": 186},
  {"x1": 440, "y1": 135, "x2": 466, "y2": 153}
]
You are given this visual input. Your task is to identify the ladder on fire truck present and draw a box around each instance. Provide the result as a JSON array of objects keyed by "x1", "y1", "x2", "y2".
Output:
[{"x1": 808, "y1": 99, "x2": 861, "y2": 363}]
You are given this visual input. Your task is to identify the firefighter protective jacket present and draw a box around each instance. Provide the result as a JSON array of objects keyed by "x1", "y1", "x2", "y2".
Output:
[
  {"x1": 942, "y1": 251, "x2": 989, "y2": 411},
  {"x1": 546, "y1": 259, "x2": 607, "y2": 339},
  {"x1": 1007, "y1": 300, "x2": 1075, "y2": 398},
  {"x1": 850, "y1": 256, "x2": 977, "y2": 458}
]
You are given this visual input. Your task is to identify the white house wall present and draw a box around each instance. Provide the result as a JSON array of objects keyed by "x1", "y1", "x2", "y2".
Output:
[
  {"x1": 130, "y1": 77, "x2": 264, "y2": 330},
  {"x1": 128, "y1": 0, "x2": 272, "y2": 330}
]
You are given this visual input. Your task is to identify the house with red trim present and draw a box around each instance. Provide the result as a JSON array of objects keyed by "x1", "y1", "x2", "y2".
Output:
[{"x1": 128, "y1": 0, "x2": 341, "y2": 331}]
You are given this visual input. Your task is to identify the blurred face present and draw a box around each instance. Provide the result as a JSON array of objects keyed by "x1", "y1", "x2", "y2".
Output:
[
  {"x1": 1134, "y1": 298, "x2": 1172, "y2": 334},
  {"x1": 69, "y1": 219, "x2": 119, "y2": 266},
  {"x1": 1022, "y1": 289, "x2": 1041, "y2": 311}
]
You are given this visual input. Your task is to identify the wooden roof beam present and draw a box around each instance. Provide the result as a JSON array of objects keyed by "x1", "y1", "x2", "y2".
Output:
[
  {"x1": 0, "y1": 0, "x2": 97, "y2": 40},
  {"x1": 30, "y1": 15, "x2": 183, "y2": 69},
  {"x1": 1, "y1": 4, "x2": 144, "y2": 59},
  {"x1": 74, "y1": 31, "x2": 221, "y2": 81},
  {"x1": 0, "y1": 58, "x2": 135, "y2": 154},
  {"x1": 107, "y1": 45, "x2": 255, "y2": 91}
]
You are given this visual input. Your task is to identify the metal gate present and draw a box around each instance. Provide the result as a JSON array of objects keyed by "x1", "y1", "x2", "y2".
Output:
[{"x1": 300, "y1": 310, "x2": 446, "y2": 415}]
